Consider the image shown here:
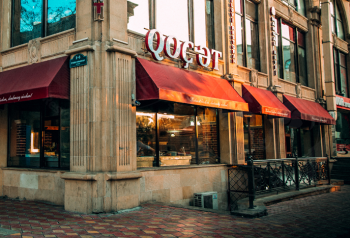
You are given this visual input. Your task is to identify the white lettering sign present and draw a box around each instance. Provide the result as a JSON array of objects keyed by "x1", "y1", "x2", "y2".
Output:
[
  {"x1": 145, "y1": 29, "x2": 222, "y2": 71},
  {"x1": 336, "y1": 96, "x2": 350, "y2": 108}
]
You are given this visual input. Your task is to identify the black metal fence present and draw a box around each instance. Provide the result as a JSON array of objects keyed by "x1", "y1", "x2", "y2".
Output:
[{"x1": 228, "y1": 156, "x2": 331, "y2": 212}]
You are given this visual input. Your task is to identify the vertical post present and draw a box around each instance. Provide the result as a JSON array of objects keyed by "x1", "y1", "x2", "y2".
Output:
[
  {"x1": 267, "y1": 162, "x2": 271, "y2": 190},
  {"x1": 282, "y1": 161, "x2": 286, "y2": 187},
  {"x1": 308, "y1": 160, "x2": 312, "y2": 186},
  {"x1": 247, "y1": 158, "x2": 255, "y2": 209},
  {"x1": 327, "y1": 154, "x2": 331, "y2": 185},
  {"x1": 295, "y1": 155, "x2": 300, "y2": 191}
]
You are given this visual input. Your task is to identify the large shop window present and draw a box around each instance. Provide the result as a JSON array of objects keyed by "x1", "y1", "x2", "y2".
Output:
[
  {"x1": 285, "y1": 125, "x2": 315, "y2": 158},
  {"x1": 282, "y1": 0, "x2": 305, "y2": 16},
  {"x1": 235, "y1": 0, "x2": 260, "y2": 70},
  {"x1": 12, "y1": 0, "x2": 76, "y2": 47},
  {"x1": 244, "y1": 114, "x2": 265, "y2": 160},
  {"x1": 276, "y1": 20, "x2": 307, "y2": 86},
  {"x1": 336, "y1": 111, "x2": 350, "y2": 153},
  {"x1": 8, "y1": 99, "x2": 70, "y2": 169},
  {"x1": 127, "y1": 0, "x2": 215, "y2": 48},
  {"x1": 136, "y1": 102, "x2": 219, "y2": 168},
  {"x1": 334, "y1": 49, "x2": 348, "y2": 97},
  {"x1": 330, "y1": 0, "x2": 345, "y2": 40}
]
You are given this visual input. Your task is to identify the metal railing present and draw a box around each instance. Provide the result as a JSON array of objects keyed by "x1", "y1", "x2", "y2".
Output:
[{"x1": 228, "y1": 156, "x2": 331, "y2": 212}]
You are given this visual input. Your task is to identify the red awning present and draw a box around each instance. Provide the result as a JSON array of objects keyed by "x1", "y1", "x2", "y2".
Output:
[
  {"x1": 136, "y1": 58, "x2": 248, "y2": 111},
  {"x1": 283, "y1": 95, "x2": 336, "y2": 125},
  {"x1": 336, "y1": 95, "x2": 350, "y2": 111},
  {"x1": 242, "y1": 85, "x2": 291, "y2": 118},
  {"x1": 0, "y1": 56, "x2": 70, "y2": 105}
]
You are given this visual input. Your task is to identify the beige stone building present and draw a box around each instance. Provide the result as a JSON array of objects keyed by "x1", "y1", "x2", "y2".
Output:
[{"x1": 0, "y1": 0, "x2": 348, "y2": 213}]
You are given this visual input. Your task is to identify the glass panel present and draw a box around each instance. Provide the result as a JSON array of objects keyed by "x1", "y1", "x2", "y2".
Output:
[
  {"x1": 244, "y1": 114, "x2": 264, "y2": 160},
  {"x1": 235, "y1": 0, "x2": 243, "y2": 14},
  {"x1": 281, "y1": 22, "x2": 295, "y2": 41},
  {"x1": 285, "y1": 127, "x2": 300, "y2": 157},
  {"x1": 194, "y1": 0, "x2": 207, "y2": 47},
  {"x1": 136, "y1": 112, "x2": 156, "y2": 168},
  {"x1": 43, "y1": 100, "x2": 60, "y2": 168},
  {"x1": 47, "y1": 0, "x2": 76, "y2": 36},
  {"x1": 127, "y1": 0, "x2": 149, "y2": 35},
  {"x1": 340, "y1": 67, "x2": 348, "y2": 97},
  {"x1": 296, "y1": 0, "x2": 305, "y2": 16},
  {"x1": 12, "y1": 0, "x2": 43, "y2": 47},
  {"x1": 276, "y1": 31, "x2": 282, "y2": 78},
  {"x1": 197, "y1": 108, "x2": 219, "y2": 164},
  {"x1": 298, "y1": 47, "x2": 307, "y2": 86},
  {"x1": 236, "y1": 14, "x2": 244, "y2": 66},
  {"x1": 282, "y1": 39, "x2": 296, "y2": 83},
  {"x1": 205, "y1": 0, "x2": 215, "y2": 49},
  {"x1": 297, "y1": 31, "x2": 305, "y2": 47},
  {"x1": 8, "y1": 101, "x2": 41, "y2": 168},
  {"x1": 245, "y1": 0, "x2": 257, "y2": 21},
  {"x1": 300, "y1": 128, "x2": 313, "y2": 157},
  {"x1": 340, "y1": 53, "x2": 346, "y2": 67},
  {"x1": 158, "y1": 110, "x2": 196, "y2": 166},
  {"x1": 335, "y1": 2, "x2": 341, "y2": 20},
  {"x1": 60, "y1": 100, "x2": 70, "y2": 168},
  {"x1": 156, "y1": 0, "x2": 189, "y2": 41},
  {"x1": 246, "y1": 19, "x2": 259, "y2": 70},
  {"x1": 337, "y1": 20, "x2": 344, "y2": 40},
  {"x1": 336, "y1": 112, "x2": 350, "y2": 152},
  {"x1": 331, "y1": 16, "x2": 335, "y2": 34},
  {"x1": 330, "y1": 0, "x2": 334, "y2": 15}
]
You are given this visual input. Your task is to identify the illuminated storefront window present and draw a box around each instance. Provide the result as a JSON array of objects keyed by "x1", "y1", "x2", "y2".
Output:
[
  {"x1": 8, "y1": 99, "x2": 70, "y2": 169},
  {"x1": 244, "y1": 114, "x2": 265, "y2": 160},
  {"x1": 136, "y1": 102, "x2": 219, "y2": 168}
]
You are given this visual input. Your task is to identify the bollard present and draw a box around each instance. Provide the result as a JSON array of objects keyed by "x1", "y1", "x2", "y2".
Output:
[
  {"x1": 247, "y1": 157, "x2": 255, "y2": 209},
  {"x1": 327, "y1": 154, "x2": 331, "y2": 185},
  {"x1": 294, "y1": 153, "x2": 300, "y2": 191}
]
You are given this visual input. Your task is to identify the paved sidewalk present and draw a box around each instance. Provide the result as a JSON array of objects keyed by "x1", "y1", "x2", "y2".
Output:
[{"x1": 0, "y1": 186, "x2": 350, "y2": 238}]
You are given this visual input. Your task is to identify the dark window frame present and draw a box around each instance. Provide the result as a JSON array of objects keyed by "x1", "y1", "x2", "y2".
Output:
[
  {"x1": 235, "y1": 0, "x2": 260, "y2": 71},
  {"x1": 243, "y1": 113, "x2": 266, "y2": 160},
  {"x1": 136, "y1": 102, "x2": 221, "y2": 167},
  {"x1": 277, "y1": 19, "x2": 308, "y2": 86},
  {"x1": 334, "y1": 48, "x2": 349, "y2": 97},
  {"x1": 11, "y1": 0, "x2": 76, "y2": 47},
  {"x1": 331, "y1": 0, "x2": 344, "y2": 40},
  {"x1": 145, "y1": 0, "x2": 215, "y2": 49},
  {"x1": 7, "y1": 99, "x2": 70, "y2": 170},
  {"x1": 281, "y1": 0, "x2": 305, "y2": 16}
]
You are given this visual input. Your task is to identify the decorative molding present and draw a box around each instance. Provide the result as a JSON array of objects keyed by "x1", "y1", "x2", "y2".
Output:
[
  {"x1": 60, "y1": 172, "x2": 97, "y2": 181},
  {"x1": 296, "y1": 83, "x2": 302, "y2": 98},
  {"x1": 65, "y1": 45, "x2": 95, "y2": 55},
  {"x1": 250, "y1": 70, "x2": 258, "y2": 87},
  {"x1": 106, "y1": 45, "x2": 138, "y2": 57},
  {"x1": 28, "y1": 38, "x2": 41, "y2": 64},
  {"x1": 73, "y1": 37, "x2": 89, "y2": 44},
  {"x1": 113, "y1": 38, "x2": 129, "y2": 45},
  {"x1": 105, "y1": 172, "x2": 142, "y2": 181}
]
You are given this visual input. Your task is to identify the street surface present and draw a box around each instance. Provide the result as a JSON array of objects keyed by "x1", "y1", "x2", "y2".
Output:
[{"x1": 0, "y1": 185, "x2": 350, "y2": 238}]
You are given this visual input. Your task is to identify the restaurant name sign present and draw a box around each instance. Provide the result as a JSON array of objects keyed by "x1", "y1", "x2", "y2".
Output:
[
  {"x1": 336, "y1": 96, "x2": 350, "y2": 108},
  {"x1": 145, "y1": 29, "x2": 222, "y2": 71}
]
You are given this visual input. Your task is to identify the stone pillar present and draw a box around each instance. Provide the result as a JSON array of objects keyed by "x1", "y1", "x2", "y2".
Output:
[
  {"x1": 264, "y1": 117, "x2": 276, "y2": 159},
  {"x1": 321, "y1": 0, "x2": 337, "y2": 156},
  {"x1": 0, "y1": 105, "x2": 8, "y2": 196},
  {"x1": 275, "y1": 118, "x2": 286, "y2": 159},
  {"x1": 61, "y1": 0, "x2": 141, "y2": 214}
]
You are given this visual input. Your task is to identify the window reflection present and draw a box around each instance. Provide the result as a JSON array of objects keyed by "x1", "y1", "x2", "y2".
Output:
[
  {"x1": 127, "y1": 0, "x2": 149, "y2": 35},
  {"x1": 156, "y1": 0, "x2": 189, "y2": 41},
  {"x1": 12, "y1": 0, "x2": 43, "y2": 46},
  {"x1": 244, "y1": 114, "x2": 265, "y2": 160},
  {"x1": 47, "y1": 0, "x2": 76, "y2": 36},
  {"x1": 282, "y1": 39, "x2": 296, "y2": 83}
]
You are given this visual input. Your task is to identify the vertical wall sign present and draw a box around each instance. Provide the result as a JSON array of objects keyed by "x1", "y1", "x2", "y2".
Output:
[
  {"x1": 270, "y1": 7, "x2": 277, "y2": 76},
  {"x1": 93, "y1": 0, "x2": 104, "y2": 21},
  {"x1": 228, "y1": 0, "x2": 236, "y2": 64}
]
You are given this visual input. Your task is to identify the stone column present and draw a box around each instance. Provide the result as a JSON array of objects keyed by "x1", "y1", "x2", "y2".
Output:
[
  {"x1": 62, "y1": 0, "x2": 141, "y2": 214},
  {"x1": 0, "y1": 105, "x2": 8, "y2": 196},
  {"x1": 321, "y1": 0, "x2": 337, "y2": 156}
]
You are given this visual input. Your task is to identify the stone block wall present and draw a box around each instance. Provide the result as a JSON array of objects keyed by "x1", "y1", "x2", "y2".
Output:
[
  {"x1": 2, "y1": 169, "x2": 66, "y2": 205},
  {"x1": 139, "y1": 165, "x2": 228, "y2": 211}
]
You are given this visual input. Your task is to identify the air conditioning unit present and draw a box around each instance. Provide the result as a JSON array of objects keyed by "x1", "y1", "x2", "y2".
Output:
[{"x1": 194, "y1": 192, "x2": 218, "y2": 210}]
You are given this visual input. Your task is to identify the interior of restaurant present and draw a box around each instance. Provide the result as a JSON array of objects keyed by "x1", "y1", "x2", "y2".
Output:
[{"x1": 136, "y1": 101, "x2": 219, "y2": 168}]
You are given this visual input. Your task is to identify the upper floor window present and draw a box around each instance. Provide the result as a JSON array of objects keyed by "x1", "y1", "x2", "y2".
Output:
[
  {"x1": 235, "y1": 0, "x2": 260, "y2": 71},
  {"x1": 330, "y1": 0, "x2": 345, "y2": 40},
  {"x1": 127, "y1": 0, "x2": 215, "y2": 49},
  {"x1": 12, "y1": 0, "x2": 76, "y2": 47},
  {"x1": 276, "y1": 20, "x2": 307, "y2": 86},
  {"x1": 282, "y1": 0, "x2": 306, "y2": 17},
  {"x1": 334, "y1": 49, "x2": 348, "y2": 97}
]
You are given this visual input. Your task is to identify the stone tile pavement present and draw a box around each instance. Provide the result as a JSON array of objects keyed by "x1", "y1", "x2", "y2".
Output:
[{"x1": 1, "y1": 186, "x2": 350, "y2": 238}]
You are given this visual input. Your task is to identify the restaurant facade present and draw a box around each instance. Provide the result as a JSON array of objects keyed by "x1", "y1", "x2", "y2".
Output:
[{"x1": 0, "y1": 0, "x2": 348, "y2": 213}]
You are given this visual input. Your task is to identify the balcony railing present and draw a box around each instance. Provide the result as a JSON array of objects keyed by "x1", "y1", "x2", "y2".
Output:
[{"x1": 228, "y1": 156, "x2": 331, "y2": 211}]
